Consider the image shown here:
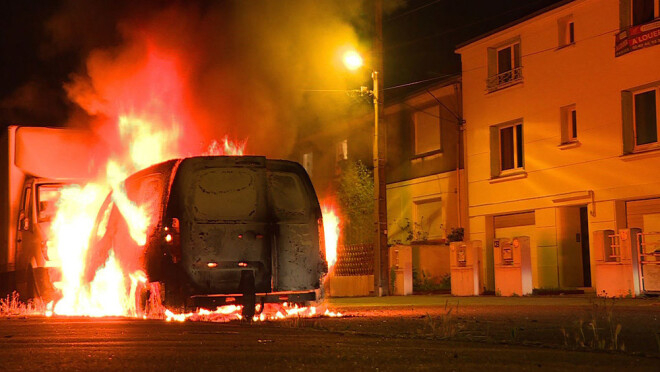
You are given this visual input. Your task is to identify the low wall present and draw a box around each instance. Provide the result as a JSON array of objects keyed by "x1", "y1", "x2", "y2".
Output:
[
  {"x1": 327, "y1": 274, "x2": 374, "y2": 297},
  {"x1": 412, "y1": 243, "x2": 451, "y2": 281}
]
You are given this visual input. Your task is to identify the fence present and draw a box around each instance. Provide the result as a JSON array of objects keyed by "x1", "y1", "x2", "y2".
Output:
[{"x1": 334, "y1": 243, "x2": 374, "y2": 276}]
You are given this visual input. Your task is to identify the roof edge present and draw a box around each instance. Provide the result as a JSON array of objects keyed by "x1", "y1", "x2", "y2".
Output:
[{"x1": 455, "y1": 0, "x2": 576, "y2": 53}]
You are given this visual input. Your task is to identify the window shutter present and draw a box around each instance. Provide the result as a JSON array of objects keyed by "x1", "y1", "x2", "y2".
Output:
[
  {"x1": 621, "y1": 90, "x2": 634, "y2": 154},
  {"x1": 560, "y1": 107, "x2": 569, "y2": 143},
  {"x1": 490, "y1": 126, "x2": 500, "y2": 178},
  {"x1": 487, "y1": 48, "x2": 497, "y2": 77},
  {"x1": 619, "y1": 0, "x2": 631, "y2": 29},
  {"x1": 513, "y1": 43, "x2": 521, "y2": 68}
]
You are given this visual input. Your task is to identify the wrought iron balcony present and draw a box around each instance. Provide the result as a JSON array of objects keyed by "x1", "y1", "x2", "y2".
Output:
[{"x1": 487, "y1": 67, "x2": 523, "y2": 92}]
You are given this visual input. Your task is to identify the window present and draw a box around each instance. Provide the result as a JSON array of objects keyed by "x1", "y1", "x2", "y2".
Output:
[
  {"x1": 620, "y1": 0, "x2": 659, "y2": 28},
  {"x1": 622, "y1": 85, "x2": 660, "y2": 153},
  {"x1": 413, "y1": 197, "x2": 443, "y2": 240},
  {"x1": 269, "y1": 172, "x2": 308, "y2": 221},
  {"x1": 560, "y1": 104, "x2": 578, "y2": 144},
  {"x1": 192, "y1": 169, "x2": 258, "y2": 221},
  {"x1": 487, "y1": 40, "x2": 522, "y2": 92},
  {"x1": 302, "y1": 152, "x2": 313, "y2": 176},
  {"x1": 558, "y1": 15, "x2": 575, "y2": 47},
  {"x1": 336, "y1": 139, "x2": 348, "y2": 162},
  {"x1": 37, "y1": 184, "x2": 63, "y2": 222},
  {"x1": 634, "y1": 89, "x2": 658, "y2": 147},
  {"x1": 633, "y1": 0, "x2": 657, "y2": 26},
  {"x1": 414, "y1": 106, "x2": 441, "y2": 155},
  {"x1": 490, "y1": 121, "x2": 524, "y2": 177}
]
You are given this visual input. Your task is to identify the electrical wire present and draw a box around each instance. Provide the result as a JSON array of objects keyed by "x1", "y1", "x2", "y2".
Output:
[
  {"x1": 384, "y1": 0, "x2": 556, "y2": 51},
  {"x1": 385, "y1": 0, "x2": 447, "y2": 23},
  {"x1": 304, "y1": 25, "x2": 619, "y2": 123}
]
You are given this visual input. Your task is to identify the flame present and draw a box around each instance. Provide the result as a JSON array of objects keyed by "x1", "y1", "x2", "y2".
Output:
[
  {"x1": 321, "y1": 202, "x2": 341, "y2": 269},
  {"x1": 118, "y1": 115, "x2": 181, "y2": 171},
  {"x1": 204, "y1": 136, "x2": 247, "y2": 156},
  {"x1": 39, "y1": 34, "x2": 337, "y2": 323},
  {"x1": 164, "y1": 302, "x2": 342, "y2": 323}
]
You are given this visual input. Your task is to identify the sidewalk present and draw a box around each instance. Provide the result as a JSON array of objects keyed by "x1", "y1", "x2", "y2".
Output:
[{"x1": 329, "y1": 293, "x2": 660, "y2": 309}]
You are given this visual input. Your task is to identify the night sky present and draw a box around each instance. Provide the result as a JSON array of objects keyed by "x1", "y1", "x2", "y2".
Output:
[{"x1": 0, "y1": 0, "x2": 566, "y2": 129}]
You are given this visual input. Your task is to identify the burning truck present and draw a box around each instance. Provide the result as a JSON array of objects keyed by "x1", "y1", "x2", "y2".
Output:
[
  {"x1": 84, "y1": 155, "x2": 328, "y2": 318},
  {"x1": 0, "y1": 125, "x2": 94, "y2": 304}
]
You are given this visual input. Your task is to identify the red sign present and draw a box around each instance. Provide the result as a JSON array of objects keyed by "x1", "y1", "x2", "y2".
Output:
[{"x1": 616, "y1": 20, "x2": 660, "y2": 57}]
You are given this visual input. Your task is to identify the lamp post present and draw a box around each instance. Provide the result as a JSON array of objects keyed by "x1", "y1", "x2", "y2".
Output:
[{"x1": 342, "y1": 50, "x2": 388, "y2": 297}]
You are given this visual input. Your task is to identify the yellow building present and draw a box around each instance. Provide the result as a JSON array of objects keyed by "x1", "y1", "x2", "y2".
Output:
[
  {"x1": 385, "y1": 78, "x2": 467, "y2": 286},
  {"x1": 456, "y1": 0, "x2": 660, "y2": 292}
]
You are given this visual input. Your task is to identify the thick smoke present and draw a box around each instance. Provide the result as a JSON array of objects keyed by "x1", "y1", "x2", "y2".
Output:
[{"x1": 42, "y1": 0, "x2": 403, "y2": 160}]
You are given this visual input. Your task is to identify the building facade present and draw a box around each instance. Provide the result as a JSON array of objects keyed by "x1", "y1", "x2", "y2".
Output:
[
  {"x1": 385, "y1": 77, "x2": 466, "y2": 247},
  {"x1": 457, "y1": 0, "x2": 660, "y2": 292},
  {"x1": 291, "y1": 76, "x2": 466, "y2": 293}
]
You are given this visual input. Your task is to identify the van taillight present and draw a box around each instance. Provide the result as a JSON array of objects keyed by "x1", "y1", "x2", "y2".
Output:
[
  {"x1": 165, "y1": 218, "x2": 181, "y2": 263},
  {"x1": 317, "y1": 217, "x2": 326, "y2": 261}
]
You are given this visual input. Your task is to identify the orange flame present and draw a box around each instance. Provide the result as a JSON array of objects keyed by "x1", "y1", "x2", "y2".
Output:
[
  {"x1": 321, "y1": 201, "x2": 341, "y2": 269},
  {"x1": 42, "y1": 34, "x2": 339, "y2": 323}
]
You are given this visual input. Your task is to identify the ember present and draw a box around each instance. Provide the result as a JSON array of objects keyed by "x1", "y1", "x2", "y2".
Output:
[{"x1": 164, "y1": 303, "x2": 342, "y2": 323}]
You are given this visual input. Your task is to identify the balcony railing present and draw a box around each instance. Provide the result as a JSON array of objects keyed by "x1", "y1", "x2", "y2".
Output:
[{"x1": 487, "y1": 67, "x2": 523, "y2": 92}]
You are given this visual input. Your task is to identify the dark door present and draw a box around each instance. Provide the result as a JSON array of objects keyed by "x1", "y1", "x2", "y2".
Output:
[
  {"x1": 579, "y1": 207, "x2": 591, "y2": 287},
  {"x1": 176, "y1": 158, "x2": 271, "y2": 294}
]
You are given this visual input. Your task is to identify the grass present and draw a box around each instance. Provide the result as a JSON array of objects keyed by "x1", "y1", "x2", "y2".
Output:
[
  {"x1": 419, "y1": 300, "x2": 459, "y2": 339},
  {"x1": 560, "y1": 298, "x2": 626, "y2": 352},
  {"x1": 0, "y1": 292, "x2": 43, "y2": 317}
]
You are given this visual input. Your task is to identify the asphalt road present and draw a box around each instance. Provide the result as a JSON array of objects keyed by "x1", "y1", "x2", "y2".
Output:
[{"x1": 0, "y1": 315, "x2": 657, "y2": 371}]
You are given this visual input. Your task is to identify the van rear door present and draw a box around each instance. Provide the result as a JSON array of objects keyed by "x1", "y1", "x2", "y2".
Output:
[
  {"x1": 267, "y1": 160, "x2": 324, "y2": 291},
  {"x1": 175, "y1": 157, "x2": 271, "y2": 294}
]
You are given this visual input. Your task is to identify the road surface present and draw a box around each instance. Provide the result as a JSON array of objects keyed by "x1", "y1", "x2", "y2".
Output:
[{"x1": 0, "y1": 311, "x2": 657, "y2": 371}]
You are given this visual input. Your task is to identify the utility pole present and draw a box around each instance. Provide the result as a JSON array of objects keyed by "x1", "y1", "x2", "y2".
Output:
[{"x1": 373, "y1": 0, "x2": 389, "y2": 296}]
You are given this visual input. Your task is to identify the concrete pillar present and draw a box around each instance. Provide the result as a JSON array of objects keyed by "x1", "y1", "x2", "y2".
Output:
[
  {"x1": 469, "y1": 215, "x2": 494, "y2": 292},
  {"x1": 535, "y1": 208, "x2": 559, "y2": 289}
]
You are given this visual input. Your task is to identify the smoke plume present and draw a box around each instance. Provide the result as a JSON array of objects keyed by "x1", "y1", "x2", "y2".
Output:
[{"x1": 43, "y1": 0, "x2": 396, "y2": 160}]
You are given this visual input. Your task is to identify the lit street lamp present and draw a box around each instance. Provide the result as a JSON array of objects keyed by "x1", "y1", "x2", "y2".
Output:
[{"x1": 343, "y1": 49, "x2": 388, "y2": 297}]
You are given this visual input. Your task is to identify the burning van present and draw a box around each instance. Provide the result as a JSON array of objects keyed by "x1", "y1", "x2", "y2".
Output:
[{"x1": 85, "y1": 156, "x2": 328, "y2": 317}]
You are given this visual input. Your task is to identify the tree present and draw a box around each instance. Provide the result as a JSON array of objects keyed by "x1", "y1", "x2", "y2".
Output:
[{"x1": 337, "y1": 160, "x2": 374, "y2": 245}]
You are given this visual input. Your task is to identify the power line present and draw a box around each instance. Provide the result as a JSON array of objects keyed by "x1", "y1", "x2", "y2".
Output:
[
  {"x1": 304, "y1": 25, "x2": 617, "y2": 107},
  {"x1": 382, "y1": 74, "x2": 457, "y2": 91},
  {"x1": 385, "y1": 0, "x2": 447, "y2": 23},
  {"x1": 384, "y1": 0, "x2": 554, "y2": 51}
]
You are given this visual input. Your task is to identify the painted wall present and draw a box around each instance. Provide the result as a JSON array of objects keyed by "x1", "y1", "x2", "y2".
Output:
[
  {"x1": 458, "y1": 0, "x2": 660, "y2": 290},
  {"x1": 386, "y1": 171, "x2": 464, "y2": 244}
]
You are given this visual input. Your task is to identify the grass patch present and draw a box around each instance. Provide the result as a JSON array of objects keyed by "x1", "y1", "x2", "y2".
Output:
[
  {"x1": 418, "y1": 300, "x2": 459, "y2": 339},
  {"x1": 0, "y1": 292, "x2": 43, "y2": 317},
  {"x1": 561, "y1": 298, "x2": 625, "y2": 352}
]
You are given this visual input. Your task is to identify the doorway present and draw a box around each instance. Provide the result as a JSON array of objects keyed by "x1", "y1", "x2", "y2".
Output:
[{"x1": 579, "y1": 206, "x2": 591, "y2": 287}]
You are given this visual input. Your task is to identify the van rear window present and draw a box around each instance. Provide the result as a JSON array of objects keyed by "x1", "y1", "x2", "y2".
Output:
[
  {"x1": 268, "y1": 172, "x2": 308, "y2": 221},
  {"x1": 193, "y1": 168, "x2": 258, "y2": 221}
]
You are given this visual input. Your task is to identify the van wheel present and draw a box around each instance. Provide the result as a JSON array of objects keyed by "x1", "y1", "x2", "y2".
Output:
[
  {"x1": 163, "y1": 280, "x2": 188, "y2": 312},
  {"x1": 239, "y1": 270, "x2": 256, "y2": 320}
]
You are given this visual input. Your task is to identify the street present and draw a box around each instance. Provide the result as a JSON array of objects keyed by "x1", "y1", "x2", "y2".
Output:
[{"x1": 0, "y1": 296, "x2": 658, "y2": 371}]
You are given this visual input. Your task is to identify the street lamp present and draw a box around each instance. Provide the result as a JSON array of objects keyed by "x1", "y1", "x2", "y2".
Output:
[
  {"x1": 342, "y1": 50, "x2": 388, "y2": 297},
  {"x1": 342, "y1": 50, "x2": 364, "y2": 71}
]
